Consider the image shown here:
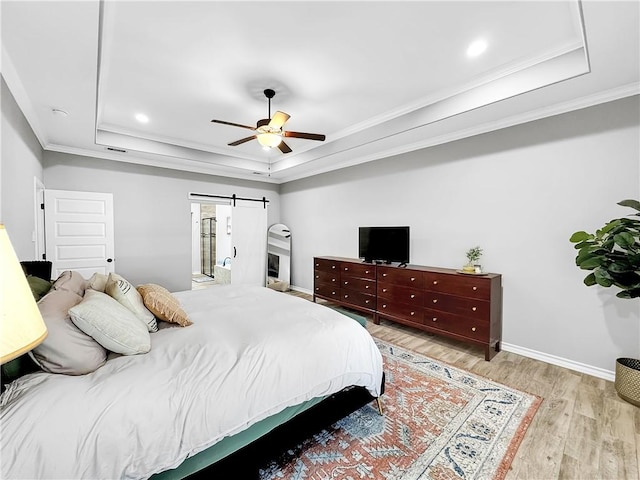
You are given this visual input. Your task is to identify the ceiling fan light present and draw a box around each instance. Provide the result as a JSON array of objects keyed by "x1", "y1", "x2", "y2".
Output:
[{"x1": 257, "y1": 132, "x2": 282, "y2": 148}]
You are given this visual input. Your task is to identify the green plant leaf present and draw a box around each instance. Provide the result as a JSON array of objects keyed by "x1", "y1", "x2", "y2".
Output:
[
  {"x1": 594, "y1": 269, "x2": 614, "y2": 287},
  {"x1": 618, "y1": 199, "x2": 640, "y2": 211},
  {"x1": 578, "y1": 256, "x2": 602, "y2": 269},
  {"x1": 609, "y1": 261, "x2": 632, "y2": 273},
  {"x1": 614, "y1": 232, "x2": 635, "y2": 250},
  {"x1": 583, "y1": 272, "x2": 597, "y2": 286},
  {"x1": 569, "y1": 231, "x2": 592, "y2": 243}
]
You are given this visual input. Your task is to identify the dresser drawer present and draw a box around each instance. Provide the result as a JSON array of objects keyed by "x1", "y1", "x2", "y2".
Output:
[
  {"x1": 377, "y1": 267, "x2": 425, "y2": 288},
  {"x1": 377, "y1": 283, "x2": 424, "y2": 306},
  {"x1": 314, "y1": 270, "x2": 340, "y2": 285},
  {"x1": 341, "y1": 290, "x2": 376, "y2": 310},
  {"x1": 424, "y1": 292, "x2": 490, "y2": 319},
  {"x1": 314, "y1": 258, "x2": 340, "y2": 273},
  {"x1": 424, "y1": 309, "x2": 489, "y2": 342},
  {"x1": 314, "y1": 283, "x2": 340, "y2": 300},
  {"x1": 378, "y1": 300, "x2": 423, "y2": 323},
  {"x1": 342, "y1": 276, "x2": 375, "y2": 294},
  {"x1": 425, "y1": 272, "x2": 491, "y2": 300},
  {"x1": 340, "y1": 262, "x2": 376, "y2": 280}
]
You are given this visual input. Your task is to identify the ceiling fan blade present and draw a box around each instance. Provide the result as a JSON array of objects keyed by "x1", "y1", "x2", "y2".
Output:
[
  {"x1": 284, "y1": 131, "x2": 326, "y2": 142},
  {"x1": 211, "y1": 119, "x2": 256, "y2": 131},
  {"x1": 269, "y1": 111, "x2": 290, "y2": 129},
  {"x1": 278, "y1": 141, "x2": 293, "y2": 154},
  {"x1": 228, "y1": 135, "x2": 256, "y2": 146}
]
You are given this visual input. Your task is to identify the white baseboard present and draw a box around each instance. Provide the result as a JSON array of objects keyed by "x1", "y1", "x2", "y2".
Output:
[
  {"x1": 290, "y1": 285, "x2": 313, "y2": 295},
  {"x1": 502, "y1": 342, "x2": 615, "y2": 382},
  {"x1": 290, "y1": 285, "x2": 616, "y2": 382}
]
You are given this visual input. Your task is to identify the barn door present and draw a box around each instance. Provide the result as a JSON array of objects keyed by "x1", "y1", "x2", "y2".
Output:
[
  {"x1": 231, "y1": 200, "x2": 267, "y2": 286},
  {"x1": 44, "y1": 189, "x2": 115, "y2": 279}
]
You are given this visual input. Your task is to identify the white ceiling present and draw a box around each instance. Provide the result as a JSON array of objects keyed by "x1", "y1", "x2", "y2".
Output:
[{"x1": 1, "y1": 1, "x2": 638, "y2": 184}]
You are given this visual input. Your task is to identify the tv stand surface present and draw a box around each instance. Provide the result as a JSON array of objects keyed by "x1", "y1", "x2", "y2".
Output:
[{"x1": 313, "y1": 256, "x2": 502, "y2": 361}]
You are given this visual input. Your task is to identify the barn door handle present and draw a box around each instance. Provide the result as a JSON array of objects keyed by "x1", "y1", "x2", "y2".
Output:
[
  {"x1": 233, "y1": 247, "x2": 237, "y2": 258},
  {"x1": 107, "y1": 258, "x2": 113, "y2": 263}
]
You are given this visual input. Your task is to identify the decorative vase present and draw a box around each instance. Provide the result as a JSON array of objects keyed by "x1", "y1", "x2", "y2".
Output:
[
  {"x1": 462, "y1": 263, "x2": 475, "y2": 273},
  {"x1": 615, "y1": 358, "x2": 640, "y2": 407}
]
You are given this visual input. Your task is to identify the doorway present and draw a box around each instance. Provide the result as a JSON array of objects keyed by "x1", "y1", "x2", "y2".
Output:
[{"x1": 190, "y1": 196, "x2": 267, "y2": 288}]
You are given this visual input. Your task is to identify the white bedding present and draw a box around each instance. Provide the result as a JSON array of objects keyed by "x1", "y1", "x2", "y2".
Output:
[{"x1": 1, "y1": 285, "x2": 383, "y2": 479}]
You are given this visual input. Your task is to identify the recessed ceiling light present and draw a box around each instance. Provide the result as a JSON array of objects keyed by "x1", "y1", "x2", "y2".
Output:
[
  {"x1": 467, "y1": 39, "x2": 488, "y2": 58},
  {"x1": 135, "y1": 113, "x2": 149, "y2": 123}
]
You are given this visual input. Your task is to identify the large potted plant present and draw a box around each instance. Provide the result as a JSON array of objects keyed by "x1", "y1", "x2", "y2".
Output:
[{"x1": 570, "y1": 199, "x2": 640, "y2": 406}]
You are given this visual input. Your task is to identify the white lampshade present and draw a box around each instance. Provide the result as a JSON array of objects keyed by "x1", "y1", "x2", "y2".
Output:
[
  {"x1": 256, "y1": 132, "x2": 282, "y2": 148},
  {"x1": 0, "y1": 224, "x2": 47, "y2": 364}
]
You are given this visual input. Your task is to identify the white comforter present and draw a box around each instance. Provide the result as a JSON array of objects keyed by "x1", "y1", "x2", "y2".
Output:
[{"x1": 1, "y1": 286, "x2": 383, "y2": 479}]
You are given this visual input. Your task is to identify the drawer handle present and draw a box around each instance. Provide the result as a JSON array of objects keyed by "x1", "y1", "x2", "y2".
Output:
[
  {"x1": 344, "y1": 281, "x2": 349, "y2": 285},
  {"x1": 365, "y1": 270, "x2": 370, "y2": 274},
  {"x1": 472, "y1": 286, "x2": 477, "y2": 291},
  {"x1": 315, "y1": 287, "x2": 319, "y2": 291},
  {"x1": 365, "y1": 300, "x2": 370, "y2": 304},
  {"x1": 472, "y1": 327, "x2": 477, "y2": 332},
  {"x1": 432, "y1": 299, "x2": 438, "y2": 304},
  {"x1": 382, "y1": 288, "x2": 387, "y2": 292},
  {"x1": 432, "y1": 317, "x2": 437, "y2": 322},
  {"x1": 315, "y1": 275, "x2": 319, "y2": 279},
  {"x1": 472, "y1": 307, "x2": 477, "y2": 312},
  {"x1": 315, "y1": 263, "x2": 319, "y2": 267},
  {"x1": 410, "y1": 294, "x2": 415, "y2": 299},
  {"x1": 365, "y1": 285, "x2": 370, "y2": 289},
  {"x1": 382, "y1": 304, "x2": 387, "y2": 308},
  {"x1": 344, "y1": 294, "x2": 349, "y2": 298},
  {"x1": 410, "y1": 311, "x2": 415, "y2": 316},
  {"x1": 332, "y1": 265, "x2": 336, "y2": 269},
  {"x1": 332, "y1": 279, "x2": 336, "y2": 282},
  {"x1": 332, "y1": 291, "x2": 336, "y2": 295},
  {"x1": 433, "y1": 280, "x2": 438, "y2": 285},
  {"x1": 410, "y1": 277, "x2": 415, "y2": 281},
  {"x1": 383, "y1": 273, "x2": 388, "y2": 277},
  {"x1": 344, "y1": 267, "x2": 349, "y2": 271}
]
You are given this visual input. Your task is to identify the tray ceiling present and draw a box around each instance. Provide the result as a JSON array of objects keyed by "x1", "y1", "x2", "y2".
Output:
[{"x1": 1, "y1": 1, "x2": 638, "y2": 183}]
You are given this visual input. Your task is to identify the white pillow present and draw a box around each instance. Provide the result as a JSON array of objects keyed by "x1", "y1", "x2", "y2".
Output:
[
  {"x1": 69, "y1": 290, "x2": 151, "y2": 355},
  {"x1": 105, "y1": 273, "x2": 158, "y2": 332}
]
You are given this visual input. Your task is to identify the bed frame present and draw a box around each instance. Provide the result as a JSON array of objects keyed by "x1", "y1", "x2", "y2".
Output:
[{"x1": 153, "y1": 377, "x2": 385, "y2": 479}]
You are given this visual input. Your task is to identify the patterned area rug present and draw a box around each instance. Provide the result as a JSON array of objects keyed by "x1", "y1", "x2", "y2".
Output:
[{"x1": 259, "y1": 340, "x2": 541, "y2": 480}]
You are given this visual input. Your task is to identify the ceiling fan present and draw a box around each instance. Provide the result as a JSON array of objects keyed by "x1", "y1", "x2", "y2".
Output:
[{"x1": 211, "y1": 89, "x2": 326, "y2": 154}]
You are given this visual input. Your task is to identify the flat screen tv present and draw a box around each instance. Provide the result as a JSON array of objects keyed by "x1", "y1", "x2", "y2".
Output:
[{"x1": 359, "y1": 226, "x2": 410, "y2": 264}]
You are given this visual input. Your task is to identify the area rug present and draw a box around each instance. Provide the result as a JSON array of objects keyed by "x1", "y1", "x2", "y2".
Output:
[{"x1": 259, "y1": 340, "x2": 541, "y2": 480}]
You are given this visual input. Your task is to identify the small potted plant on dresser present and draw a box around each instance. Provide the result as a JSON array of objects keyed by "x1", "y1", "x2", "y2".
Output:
[
  {"x1": 570, "y1": 199, "x2": 640, "y2": 406},
  {"x1": 463, "y1": 246, "x2": 483, "y2": 273}
]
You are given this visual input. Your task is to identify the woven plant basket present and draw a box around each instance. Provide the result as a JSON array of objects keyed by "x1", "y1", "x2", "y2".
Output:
[{"x1": 615, "y1": 358, "x2": 640, "y2": 407}]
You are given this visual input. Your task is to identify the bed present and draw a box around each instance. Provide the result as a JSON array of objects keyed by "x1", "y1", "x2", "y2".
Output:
[{"x1": 0, "y1": 272, "x2": 384, "y2": 479}]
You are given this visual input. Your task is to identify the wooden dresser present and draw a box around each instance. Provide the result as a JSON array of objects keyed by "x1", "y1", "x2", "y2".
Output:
[{"x1": 313, "y1": 256, "x2": 502, "y2": 361}]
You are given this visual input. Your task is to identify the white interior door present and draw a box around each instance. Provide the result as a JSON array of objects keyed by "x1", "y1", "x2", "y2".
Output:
[
  {"x1": 231, "y1": 201, "x2": 267, "y2": 286},
  {"x1": 44, "y1": 189, "x2": 115, "y2": 279}
]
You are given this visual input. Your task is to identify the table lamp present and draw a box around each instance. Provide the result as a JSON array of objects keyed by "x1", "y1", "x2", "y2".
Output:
[{"x1": 0, "y1": 224, "x2": 48, "y2": 364}]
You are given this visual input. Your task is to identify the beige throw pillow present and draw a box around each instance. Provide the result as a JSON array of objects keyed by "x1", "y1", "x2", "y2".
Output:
[
  {"x1": 52, "y1": 271, "x2": 87, "y2": 297},
  {"x1": 30, "y1": 289, "x2": 108, "y2": 375},
  {"x1": 69, "y1": 290, "x2": 151, "y2": 355},
  {"x1": 87, "y1": 272, "x2": 109, "y2": 293},
  {"x1": 105, "y1": 273, "x2": 158, "y2": 332},
  {"x1": 137, "y1": 284, "x2": 192, "y2": 327}
]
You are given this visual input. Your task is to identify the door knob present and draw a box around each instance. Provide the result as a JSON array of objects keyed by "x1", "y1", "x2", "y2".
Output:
[{"x1": 107, "y1": 258, "x2": 113, "y2": 263}]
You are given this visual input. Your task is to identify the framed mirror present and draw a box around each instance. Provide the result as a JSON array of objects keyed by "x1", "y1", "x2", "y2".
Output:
[{"x1": 266, "y1": 223, "x2": 291, "y2": 291}]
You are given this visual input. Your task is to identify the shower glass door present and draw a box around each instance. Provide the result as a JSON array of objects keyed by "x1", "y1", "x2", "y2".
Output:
[{"x1": 201, "y1": 217, "x2": 216, "y2": 278}]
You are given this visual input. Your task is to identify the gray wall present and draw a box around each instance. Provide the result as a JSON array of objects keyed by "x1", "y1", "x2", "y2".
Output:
[
  {"x1": 44, "y1": 152, "x2": 280, "y2": 291},
  {"x1": 281, "y1": 96, "x2": 640, "y2": 373},
  {"x1": 1, "y1": 76, "x2": 44, "y2": 259}
]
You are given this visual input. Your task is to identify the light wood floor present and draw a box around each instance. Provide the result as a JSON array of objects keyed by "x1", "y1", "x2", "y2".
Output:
[{"x1": 289, "y1": 291, "x2": 640, "y2": 480}]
